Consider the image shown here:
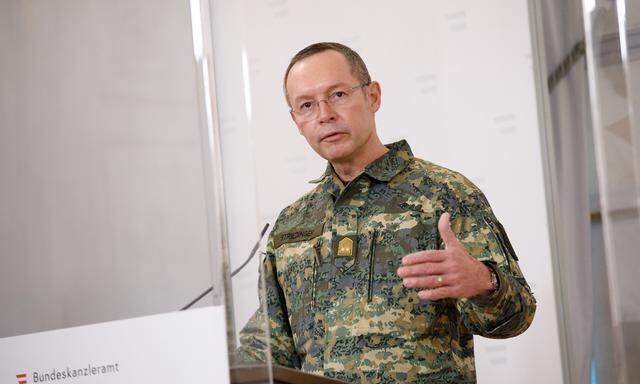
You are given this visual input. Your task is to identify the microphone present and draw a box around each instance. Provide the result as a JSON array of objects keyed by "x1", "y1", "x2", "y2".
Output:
[{"x1": 180, "y1": 223, "x2": 270, "y2": 311}]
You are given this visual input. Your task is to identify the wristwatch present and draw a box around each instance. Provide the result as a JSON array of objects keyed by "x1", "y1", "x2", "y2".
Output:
[{"x1": 488, "y1": 266, "x2": 499, "y2": 293}]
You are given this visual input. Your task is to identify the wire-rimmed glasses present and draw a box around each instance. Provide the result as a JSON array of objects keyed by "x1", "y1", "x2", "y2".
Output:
[{"x1": 290, "y1": 82, "x2": 370, "y2": 121}]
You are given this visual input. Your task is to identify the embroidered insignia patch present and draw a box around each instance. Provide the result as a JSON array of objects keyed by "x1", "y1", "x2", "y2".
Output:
[{"x1": 337, "y1": 237, "x2": 354, "y2": 257}]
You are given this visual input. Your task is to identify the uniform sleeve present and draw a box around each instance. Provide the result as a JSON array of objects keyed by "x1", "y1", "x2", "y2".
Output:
[
  {"x1": 449, "y1": 192, "x2": 537, "y2": 339},
  {"x1": 236, "y1": 241, "x2": 301, "y2": 368}
]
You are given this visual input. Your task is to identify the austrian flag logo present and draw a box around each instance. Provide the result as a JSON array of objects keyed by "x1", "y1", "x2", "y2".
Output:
[{"x1": 16, "y1": 373, "x2": 27, "y2": 384}]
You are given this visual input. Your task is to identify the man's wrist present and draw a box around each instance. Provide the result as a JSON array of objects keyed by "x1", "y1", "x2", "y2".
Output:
[
  {"x1": 487, "y1": 265, "x2": 499, "y2": 292},
  {"x1": 479, "y1": 263, "x2": 499, "y2": 297}
]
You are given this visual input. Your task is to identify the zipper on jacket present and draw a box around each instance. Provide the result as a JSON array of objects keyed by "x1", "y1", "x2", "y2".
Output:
[{"x1": 367, "y1": 230, "x2": 377, "y2": 303}]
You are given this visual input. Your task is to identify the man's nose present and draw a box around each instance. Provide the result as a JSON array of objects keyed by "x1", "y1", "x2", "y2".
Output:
[{"x1": 317, "y1": 99, "x2": 336, "y2": 123}]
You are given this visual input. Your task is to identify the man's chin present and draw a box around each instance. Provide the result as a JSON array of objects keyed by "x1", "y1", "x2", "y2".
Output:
[{"x1": 317, "y1": 144, "x2": 353, "y2": 162}]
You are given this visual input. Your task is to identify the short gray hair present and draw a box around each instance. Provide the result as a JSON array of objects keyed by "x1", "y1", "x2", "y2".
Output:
[{"x1": 283, "y1": 42, "x2": 371, "y2": 106}]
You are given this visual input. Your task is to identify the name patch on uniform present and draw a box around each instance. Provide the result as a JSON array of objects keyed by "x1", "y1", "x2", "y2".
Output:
[{"x1": 273, "y1": 223, "x2": 324, "y2": 248}]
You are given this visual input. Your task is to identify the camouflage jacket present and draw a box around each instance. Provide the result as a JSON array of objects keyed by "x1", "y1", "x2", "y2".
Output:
[{"x1": 238, "y1": 140, "x2": 536, "y2": 383}]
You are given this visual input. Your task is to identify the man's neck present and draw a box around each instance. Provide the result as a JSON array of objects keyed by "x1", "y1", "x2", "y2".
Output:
[{"x1": 331, "y1": 141, "x2": 389, "y2": 183}]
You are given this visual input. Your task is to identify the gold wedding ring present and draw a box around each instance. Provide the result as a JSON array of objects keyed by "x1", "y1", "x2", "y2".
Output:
[{"x1": 436, "y1": 275, "x2": 444, "y2": 284}]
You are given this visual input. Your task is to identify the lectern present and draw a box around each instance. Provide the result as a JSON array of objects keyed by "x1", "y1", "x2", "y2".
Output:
[{"x1": 231, "y1": 365, "x2": 346, "y2": 384}]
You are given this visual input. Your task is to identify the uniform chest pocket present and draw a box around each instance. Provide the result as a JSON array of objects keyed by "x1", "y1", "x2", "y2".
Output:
[
  {"x1": 275, "y1": 239, "x2": 319, "y2": 301},
  {"x1": 364, "y1": 227, "x2": 450, "y2": 344},
  {"x1": 365, "y1": 211, "x2": 438, "y2": 307},
  {"x1": 274, "y1": 236, "x2": 322, "y2": 351}
]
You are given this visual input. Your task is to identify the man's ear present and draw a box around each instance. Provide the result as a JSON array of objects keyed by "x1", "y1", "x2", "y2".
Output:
[{"x1": 367, "y1": 81, "x2": 382, "y2": 113}]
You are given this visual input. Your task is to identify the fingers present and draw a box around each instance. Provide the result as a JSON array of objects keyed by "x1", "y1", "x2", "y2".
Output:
[
  {"x1": 397, "y1": 261, "x2": 446, "y2": 278},
  {"x1": 438, "y1": 212, "x2": 458, "y2": 247},
  {"x1": 418, "y1": 286, "x2": 455, "y2": 301},
  {"x1": 402, "y1": 274, "x2": 450, "y2": 289},
  {"x1": 401, "y1": 249, "x2": 447, "y2": 266}
]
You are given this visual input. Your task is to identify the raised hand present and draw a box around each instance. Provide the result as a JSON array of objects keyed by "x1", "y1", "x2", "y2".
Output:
[{"x1": 396, "y1": 212, "x2": 493, "y2": 300}]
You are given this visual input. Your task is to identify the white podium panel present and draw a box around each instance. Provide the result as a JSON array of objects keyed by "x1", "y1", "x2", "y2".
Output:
[{"x1": 0, "y1": 307, "x2": 230, "y2": 384}]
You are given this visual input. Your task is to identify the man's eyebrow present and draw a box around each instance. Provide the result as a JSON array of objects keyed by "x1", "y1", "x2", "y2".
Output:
[{"x1": 291, "y1": 82, "x2": 351, "y2": 103}]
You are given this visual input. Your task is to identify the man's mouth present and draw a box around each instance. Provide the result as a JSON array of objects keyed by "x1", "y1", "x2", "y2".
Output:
[{"x1": 321, "y1": 132, "x2": 346, "y2": 142}]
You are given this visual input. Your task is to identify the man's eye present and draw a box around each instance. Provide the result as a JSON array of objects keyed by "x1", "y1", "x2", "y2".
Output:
[
  {"x1": 299, "y1": 101, "x2": 313, "y2": 111},
  {"x1": 334, "y1": 91, "x2": 347, "y2": 98}
]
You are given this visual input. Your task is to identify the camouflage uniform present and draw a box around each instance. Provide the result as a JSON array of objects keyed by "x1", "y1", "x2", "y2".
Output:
[{"x1": 238, "y1": 140, "x2": 536, "y2": 383}]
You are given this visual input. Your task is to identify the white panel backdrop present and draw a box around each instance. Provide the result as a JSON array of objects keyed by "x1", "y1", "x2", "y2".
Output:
[{"x1": 211, "y1": 1, "x2": 563, "y2": 382}]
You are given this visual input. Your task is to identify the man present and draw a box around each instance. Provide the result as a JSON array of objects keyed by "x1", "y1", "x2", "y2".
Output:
[{"x1": 238, "y1": 42, "x2": 536, "y2": 383}]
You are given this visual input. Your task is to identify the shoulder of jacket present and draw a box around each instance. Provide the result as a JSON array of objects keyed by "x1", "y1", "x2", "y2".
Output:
[{"x1": 400, "y1": 157, "x2": 483, "y2": 201}]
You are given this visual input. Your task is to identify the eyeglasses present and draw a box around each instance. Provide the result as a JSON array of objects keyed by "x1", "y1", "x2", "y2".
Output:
[{"x1": 290, "y1": 82, "x2": 370, "y2": 121}]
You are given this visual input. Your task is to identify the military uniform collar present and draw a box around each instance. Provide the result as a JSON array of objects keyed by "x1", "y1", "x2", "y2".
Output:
[
  {"x1": 364, "y1": 140, "x2": 413, "y2": 181},
  {"x1": 309, "y1": 163, "x2": 333, "y2": 184},
  {"x1": 309, "y1": 140, "x2": 413, "y2": 187},
  {"x1": 309, "y1": 163, "x2": 343, "y2": 197}
]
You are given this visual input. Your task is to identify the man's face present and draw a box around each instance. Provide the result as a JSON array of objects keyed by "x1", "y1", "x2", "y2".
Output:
[{"x1": 286, "y1": 50, "x2": 381, "y2": 163}]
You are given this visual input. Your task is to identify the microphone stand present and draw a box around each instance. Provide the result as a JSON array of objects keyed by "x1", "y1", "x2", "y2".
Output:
[{"x1": 180, "y1": 223, "x2": 270, "y2": 311}]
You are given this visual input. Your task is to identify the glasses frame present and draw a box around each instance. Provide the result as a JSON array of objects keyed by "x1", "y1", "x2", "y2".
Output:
[{"x1": 289, "y1": 82, "x2": 371, "y2": 120}]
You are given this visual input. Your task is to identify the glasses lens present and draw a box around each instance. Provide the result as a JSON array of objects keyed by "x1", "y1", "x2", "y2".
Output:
[
  {"x1": 329, "y1": 90, "x2": 351, "y2": 106},
  {"x1": 296, "y1": 102, "x2": 315, "y2": 118}
]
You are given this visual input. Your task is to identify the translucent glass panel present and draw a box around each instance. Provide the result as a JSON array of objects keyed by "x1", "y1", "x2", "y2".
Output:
[
  {"x1": 582, "y1": 0, "x2": 640, "y2": 382},
  {"x1": 209, "y1": 1, "x2": 562, "y2": 383}
]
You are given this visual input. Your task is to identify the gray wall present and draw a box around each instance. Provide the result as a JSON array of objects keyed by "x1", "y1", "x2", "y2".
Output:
[{"x1": 0, "y1": 0, "x2": 215, "y2": 337}]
